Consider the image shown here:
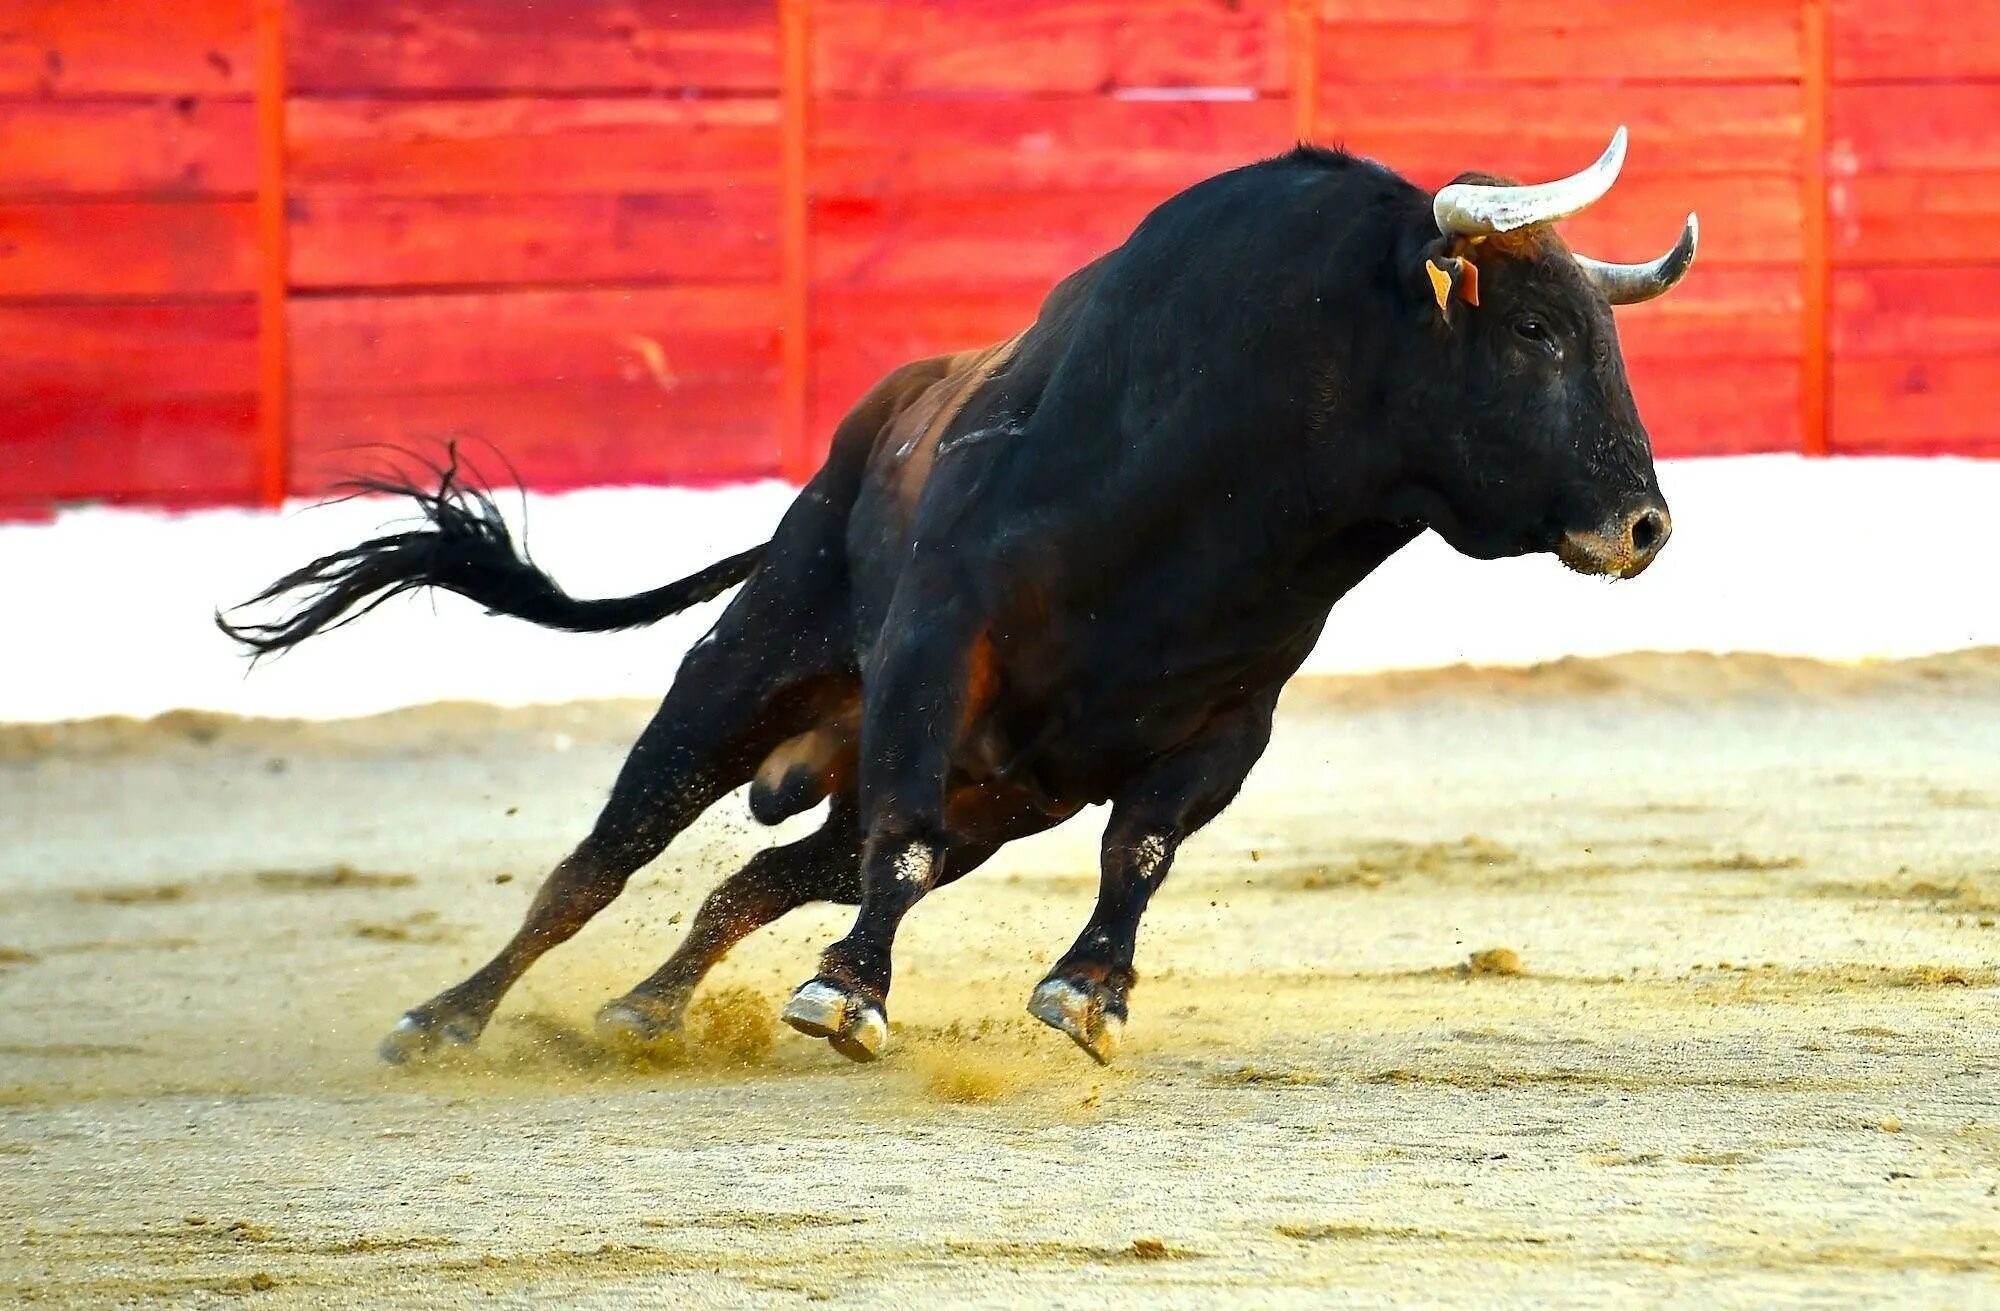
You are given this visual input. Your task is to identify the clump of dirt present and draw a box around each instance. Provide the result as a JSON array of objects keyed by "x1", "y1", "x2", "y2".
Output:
[
  {"x1": 73, "y1": 882, "x2": 188, "y2": 906},
  {"x1": 1687, "y1": 852, "x2": 1804, "y2": 873},
  {"x1": 648, "y1": 1212, "x2": 865, "y2": 1233},
  {"x1": 220, "y1": 1220, "x2": 275, "y2": 1242},
  {"x1": 1818, "y1": 877, "x2": 2000, "y2": 917},
  {"x1": 254, "y1": 865, "x2": 417, "y2": 892},
  {"x1": 686, "y1": 987, "x2": 775, "y2": 1065},
  {"x1": 1210, "y1": 1064, "x2": 1333, "y2": 1088},
  {"x1": 1272, "y1": 835, "x2": 1520, "y2": 891},
  {"x1": 1704, "y1": 963, "x2": 1996, "y2": 995},
  {"x1": 1367, "y1": 1066, "x2": 1856, "y2": 1093},
  {"x1": 351, "y1": 911, "x2": 453, "y2": 944},
  {"x1": 1127, "y1": 1238, "x2": 1171, "y2": 1260},
  {"x1": 1277, "y1": 1222, "x2": 1436, "y2": 1242},
  {"x1": 319, "y1": 1234, "x2": 458, "y2": 1254},
  {"x1": 1465, "y1": 948, "x2": 1525, "y2": 977},
  {"x1": 0, "y1": 946, "x2": 37, "y2": 966},
  {"x1": 1899, "y1": 965, "x2": 1986, "y2": 988}
]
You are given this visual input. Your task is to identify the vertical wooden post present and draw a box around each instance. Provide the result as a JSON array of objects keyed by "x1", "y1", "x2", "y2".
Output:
[
  {"x1": 1288, "y1": 0, "x2": 1319, "y2": 145},
  {"x1": 778, "y1": 0, "x2": 813, "y2": 483},
  {"x1": 253, "y1": 0, "x2": 290, "y2": 504},
  {"x1": 1799, "y1": 0, "x2": 1832, "y2": 457}
]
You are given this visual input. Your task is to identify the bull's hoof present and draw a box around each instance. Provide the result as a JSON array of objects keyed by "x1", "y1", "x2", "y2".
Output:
[
  {"x1": 377, "y1": 1005, "x2": 484, "y2": 1066},
  {"x1": 781, "y1": 979, "x2": 888, "y2": 1063},
  {"x1": 1028, "y1": 976, "x2": 1124, "y2": 1066},
  {"x1": 593, "y1": 994, "x2": 687, "y2": 1059}
]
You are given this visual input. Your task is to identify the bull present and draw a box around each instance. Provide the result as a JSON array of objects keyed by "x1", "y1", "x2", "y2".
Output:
[{"x1": 224, "y1": 129, "x2": 1696, "y2": 1066}]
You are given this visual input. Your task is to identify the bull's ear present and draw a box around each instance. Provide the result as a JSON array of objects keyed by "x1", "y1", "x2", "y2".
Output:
[
  {"x1": 1424, "y1": 259, "x2": 1454, "y2": 315},
  {"x1": 1415, "y1": 238, "x2": 1480, "y2": 323}
]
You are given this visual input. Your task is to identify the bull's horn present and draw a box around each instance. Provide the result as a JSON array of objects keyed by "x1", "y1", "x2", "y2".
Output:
[
  {"x1": 1575, "y1": 212, "x2": 1699, "y2": 305},
  {"x1": 1432, "y1": 126, "x2": 1628, "y2": 237}
]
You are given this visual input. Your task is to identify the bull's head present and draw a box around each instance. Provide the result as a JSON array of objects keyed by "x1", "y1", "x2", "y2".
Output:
[{"x1": 1395, "y1": 127, "x2": 1694, "y2": 579}]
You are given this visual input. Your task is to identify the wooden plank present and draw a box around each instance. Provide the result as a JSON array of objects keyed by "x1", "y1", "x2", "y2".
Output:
[
  {"x1": 0, "y1": 0, "x2": 253, "y2": 96},
  {"x1": 1829, "y1": 84, "x2": 2000, "y2": 173},
  {"x1": 288, "y1": 98, "x2": 779, "y2": 195},
  {"x1": 288, "y1": 189, "x2": 779, "y2": 290},
  {"x1": 0, "y1": 300, "x2": 255, "y2": 393},
  {"x1": 0, "y1": 201, "x2": 255, "y2": 297},
  {"x1": 1831, "y1": 356, "x2": 2000, "y2": 451},
  {"x1": 291, "y1": 383, "x2": 780, "y2": 497},
  {"x1": 1316, "y1": 0, "x2": 1800, "y2": 83},
  {"x1": 1832, "y1": 0, "x2": 2000, "y2": 80},
  {"x1": 289, "y1": 286, "x2": 780, "y2": 391},
  {"x1": 1313, "y1": 84, "x2": 1802, "y2": 179},
  {"x1": 289, "y1": 287, "x2": 781, "y2": 495},
  {"x1": 1833, "y1": 267, "x2": 2000, "y2": 357},
  {"x1": 1830, "y1": 171, "x2": 2000, "y2": 264},
  {"x1": 0, "y1": 100, "x2": 254, "y2": 198},
  {"x1": 813, "y1": 0, "x2": 1288, "y2": 94},
  {"x1": 287, "y1": 0, "x2": 778, "y2": 94},
  {"x1": 813, "y1": 97, "x2": 1291, "y2": 195},
  {"x1": 0, "y1": 393, "x2": 258, "y2": 507}
]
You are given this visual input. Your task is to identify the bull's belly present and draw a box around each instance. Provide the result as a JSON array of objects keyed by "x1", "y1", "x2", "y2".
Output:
[{"x1": 960, "y1": 655, "x2": 1298, "y2": 809}]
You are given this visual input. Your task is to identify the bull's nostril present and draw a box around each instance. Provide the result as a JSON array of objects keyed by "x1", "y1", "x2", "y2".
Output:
[{"x1": 1629, "y1": 509, "x2": 1665, "y2": 555}]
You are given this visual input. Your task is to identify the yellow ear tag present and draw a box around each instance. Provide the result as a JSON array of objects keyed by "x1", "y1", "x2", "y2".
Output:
[{"x1": 1426, "y1": 259, "x2": 1454, "y2": 315}]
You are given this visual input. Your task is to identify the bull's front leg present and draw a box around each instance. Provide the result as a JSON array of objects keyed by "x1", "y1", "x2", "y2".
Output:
[
  {"x1": 781, "y1": 573, "x2": 989, "y2": 1062},
  {"x1": 1030, "y1": 695, "x2": 1277, "y2": 1064}
]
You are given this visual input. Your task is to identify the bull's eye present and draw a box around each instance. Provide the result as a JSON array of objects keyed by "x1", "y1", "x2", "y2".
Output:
[{"x1": 1513, "y1": 316, "x2": 1552, "y2": 345}]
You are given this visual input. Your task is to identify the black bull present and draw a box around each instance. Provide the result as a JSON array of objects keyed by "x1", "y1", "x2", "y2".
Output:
[{"x1": 224, "y1": 135, "x2": 1697, "y2": 1066}]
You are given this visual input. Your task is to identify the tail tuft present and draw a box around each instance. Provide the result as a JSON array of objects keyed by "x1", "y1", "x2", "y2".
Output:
[{"x1": 219, "y1": 447, "x2": 764, "y2": 657}]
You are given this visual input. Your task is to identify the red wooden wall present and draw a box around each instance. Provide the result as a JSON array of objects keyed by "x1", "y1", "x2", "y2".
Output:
[{"x1": 2, "y1": 0, "x2": 1995, "y2": 515}]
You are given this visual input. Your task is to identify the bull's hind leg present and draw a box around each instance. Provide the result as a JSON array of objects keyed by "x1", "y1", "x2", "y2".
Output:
[
  {"x1": 593, "y1": 801, "x2": 865, "y2": 1051},
  {"x1": 1030, "y1": 696, "x2": 1277, "y2": 1064},
  {"x1": 379, "y1": 567, "x2": 855, "y2": 1064},
  {"x1": 378, "y1": 673, "x2": 845, "y2": 1065}
]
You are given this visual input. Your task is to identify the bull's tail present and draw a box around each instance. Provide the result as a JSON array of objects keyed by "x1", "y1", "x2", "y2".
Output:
[{"x1": 217, "y1": 454, "x2": 765, "y2": 657}]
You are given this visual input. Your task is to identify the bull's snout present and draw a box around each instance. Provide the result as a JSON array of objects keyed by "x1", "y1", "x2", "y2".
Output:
[{"x1": 1558, "y1": 503, "x2": 1672, "y2": 579}]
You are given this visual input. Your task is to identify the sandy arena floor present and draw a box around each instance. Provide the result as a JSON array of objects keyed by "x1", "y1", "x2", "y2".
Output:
[{"x1": 3, "y1": 652, "x2": 1999, "y2": 1307}]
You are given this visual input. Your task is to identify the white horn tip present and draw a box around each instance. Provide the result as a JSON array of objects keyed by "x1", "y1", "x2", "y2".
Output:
[
  {"x1": 1685, "y1": 211, "x2": 1700, "y2": 250},
  {"x1": 1603, "y1": 125, "x2": 1629, "y2": 171}
]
